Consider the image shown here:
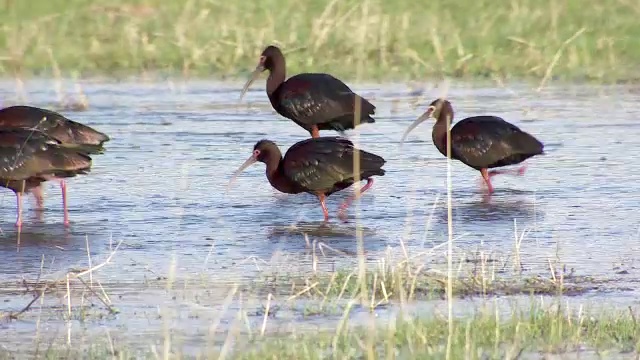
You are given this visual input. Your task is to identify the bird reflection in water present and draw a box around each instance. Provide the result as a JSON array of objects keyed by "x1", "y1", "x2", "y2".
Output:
[
  {"x1": 442, "y1": 196, "x2": 541, "y2": 224},
  {"x1": 267, "y1": 221, "x2": 376, "y2": 239},
  {"x1": 0, "y1": 223, "x2": 74, "y2": 252},
  {"x1": 265, "y1": 220, "x2": 383, "y2": 257}
]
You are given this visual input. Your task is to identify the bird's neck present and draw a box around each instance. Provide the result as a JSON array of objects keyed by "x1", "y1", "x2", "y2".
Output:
[
  {"x1": 264, "y1": 156, "x2": 302, "y2": 194},
  {"x1": 266, "y1": 65, "x2": 286, "y2": 98},
  {"x1": 432, "y1": 119, "x2": 451, "y2": 157}
]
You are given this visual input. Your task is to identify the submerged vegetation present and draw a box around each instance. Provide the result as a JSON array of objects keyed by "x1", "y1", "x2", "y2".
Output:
[
  {"x1": 0, "y1": 0, "x2": 639, "y2": 82},
  {"x1": 6, "y1": 295, "x2": 640, "y2": 358},
  {"x1": 0, "y1": 243, "x2": 636, "y2": 358},
  {"x1": 239, "y1": 306, "x2": 640, "y2": 359}
]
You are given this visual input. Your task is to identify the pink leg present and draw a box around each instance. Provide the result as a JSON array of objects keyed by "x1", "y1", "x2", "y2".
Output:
[
  {"x1": 15, "y1": 192, "x2": 22, "y2": 229},
  {"x1": 480, "y1": 169, "x2": 494, "y2": 194},
  {"x1": 488, "y1": 164, "x2": 528, "y2": 177},
  {"x1": 311, "y1": 126, "x2": 320, "y2": 139},
  {"x1": 317, "y1": 193, "x2": 329, "y2": 222},
  {"x1": 32, "y1": 186, "x2": 44, "y2": 211},
  {"x1": 338, "y1": 178, "x2": 375, "y2": 222},
  {"x1": 60, "y1": 180, "x2": 69, "y2": 226}
]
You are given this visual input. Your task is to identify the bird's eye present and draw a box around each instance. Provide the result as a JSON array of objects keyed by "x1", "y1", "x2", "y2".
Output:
[
  {"x1": 253, "y1": 149, "x2": 261, "y2": 157},
  {"x1": 259, "y1": 56, "x2": 266, "y2": 64}
]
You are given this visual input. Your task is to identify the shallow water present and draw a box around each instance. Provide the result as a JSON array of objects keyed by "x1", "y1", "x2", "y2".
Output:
[{"x1": 0, "y1": 79, "x2": 639, "y2": 354}]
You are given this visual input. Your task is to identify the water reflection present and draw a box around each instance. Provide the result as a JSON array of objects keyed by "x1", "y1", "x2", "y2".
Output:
[
  {"x1": 449, "y1": 196, "x2": 541, "y2": 224},
  {"x1": 267, "y1": 222, "x2": 375, "y2": 238}
]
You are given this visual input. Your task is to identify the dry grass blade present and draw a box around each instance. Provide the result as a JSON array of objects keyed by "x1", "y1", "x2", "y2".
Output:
[
  {"x1": 537, "y1": 27, "x2": 588, "y2": 92},
  {"x1": 75, "y1": 277, "x2": 119, "y2": 314},
  {"x1": 72, "y1": 238, "x2": 124, "y2": 278},
  {"x1": 0, "y1": 0, "x2": 633, "y2": 82},
  {"x1": 287, "y1": 282, "x2": 319, "y2": 301},
  {"x1": 260, "y1": 293, "x2": 272, "y2": 336}
]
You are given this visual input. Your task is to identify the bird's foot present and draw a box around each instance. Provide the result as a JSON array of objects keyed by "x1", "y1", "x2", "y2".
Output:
[
  {"x1": 477, "y1": 177, "x2": 495, "y2": 192},
  {"x1": 337, "y1": 208, "x2": 349, "y2": 223},
  {"x1": 488, "y1": 165, "x2": 528, "y2": 178},
  {"x1": 516, "y1": 165, "x2": 528, "y2": 176},
  {"x1": 477, "y1": 181, "x2": 495, "y2": 194}
]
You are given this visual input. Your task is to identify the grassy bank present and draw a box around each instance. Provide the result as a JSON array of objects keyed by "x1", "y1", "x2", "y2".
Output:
[
  {"x1": 15, "y1": 303, "x2": 640, "y2": 359},
  {"x1": 0, "y1": 0, "x2": 639, "y2": 82},
  {"x1": 240, "y1": 305, "x2": 640, "y2": 359},
  {"x1": 1, "y1": 258, "x2": 633, "y2": 359}
]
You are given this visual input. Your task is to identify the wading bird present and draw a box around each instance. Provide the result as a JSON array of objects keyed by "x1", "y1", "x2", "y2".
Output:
[
  {"x1": 229, "y1": 137, "x2": 385, "y2": 222},
  {"x1": 0, "y1": 105, "x2": 110, "y2": 225},
  {"x1": 239, "y1": 46, "x2": 376, "y2": 138},
  {"x1": 401, "y1": 98, "x2": 544, "y2": 193},
  {"x1": 0, "y1": 129, "x2": 97, "y2": 228}
]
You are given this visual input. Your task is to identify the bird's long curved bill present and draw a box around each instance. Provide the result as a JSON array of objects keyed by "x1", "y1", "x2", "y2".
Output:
[
  {"x1": 239, "y1": 65, "x2": 265, "y2": 101},
  {"x1": 400, "y1": 107, "x2": 435, "y2": 144},
  {"x1": 226, "y1": 154, "x2": 258, "y2": 192}
]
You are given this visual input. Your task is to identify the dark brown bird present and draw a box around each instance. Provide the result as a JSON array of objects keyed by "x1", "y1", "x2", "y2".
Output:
[
  {"x1": 228, "y1": 137, "x2": 385, "y2": 222},
  {"x1": 0, "y1": 105, "x2": 109, "y2": 225},
  {"x1": 239, "y1": 46, "x2": 376, "y2": 138},
  {"x1": 401, "y1": 99, "x2": 544, "y2": 193},
  {"x1": 0, "y1": 129, "x2": 94, "y2": 228}
]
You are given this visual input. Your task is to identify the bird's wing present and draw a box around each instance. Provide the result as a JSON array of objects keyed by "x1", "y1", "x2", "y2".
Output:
[
  {"x1": 449, "y1": 116, "x2": 526, "y2": 165},
  {"x1": 0, "y1": 106, "x2": 60, "y2": 129},
  {"x1": 0, "y1": 130, "x2": 58, "y2": 179},
  {"x1": 275, "y1": 73, "x2": 363, "y2": 125},
  {"x1": 282, "y1": 137, "x2": 363, "y2": 191},
  {"x1": 0, "y1": 106, "x2": 109, "y2": 148},
  {"x1": 0, "y1": 129, "x2": 91, "y2": 180}
]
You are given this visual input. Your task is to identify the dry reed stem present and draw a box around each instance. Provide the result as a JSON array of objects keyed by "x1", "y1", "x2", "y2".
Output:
[
  {"x1": 536, "y1": 27, "x2": 587, "y2": 92},
  {"x1": 206, "y1": 285, "x2": 239, "y2": 355}
]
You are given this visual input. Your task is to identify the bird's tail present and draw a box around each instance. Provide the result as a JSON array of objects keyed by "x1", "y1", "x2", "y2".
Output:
[
  {"x1": 330, "y1": 96, "x2": 376, "y2": 131},
  {"x1": 37, "y1": 147, "x2": 93, "y2": 178},
  {"x1": 2, "y1": 106, "x2": 111, "y2": 149},
  {"x1": 353, "y1": 95, "x2": 376, "y2": 123},
  {"x1": 58, "y1": 142, "x2": 107, "y2": 155},
  {"x1": 357, "y1": 149, "x2": 386, "y2": 177},
  {"x1": 510, "y1": 131, "x2": 544, "y2": 155},
  {"x1": 49, "y1": 119, "x2": 110, "y2": 150}
]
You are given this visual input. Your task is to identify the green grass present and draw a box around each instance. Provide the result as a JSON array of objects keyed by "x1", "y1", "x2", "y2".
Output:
[
  {"x1": 239, "y1": 306, "x2": 640, "y2": 359},
  {"x1": 277, "y1": 266, "x2": 610, "y2": 307},
  {"x1": 0, "y1": 244, "x2": 635, "y2": 359},
  {"x1": 1, "y1": 0, "x2": 639, "y2": 82},
  {"x1": 0, "y1": 224, "x2": 633, "y2": 359},
  {"x1": 13, "y1": 304, "x2": 640, "y2": 359}
]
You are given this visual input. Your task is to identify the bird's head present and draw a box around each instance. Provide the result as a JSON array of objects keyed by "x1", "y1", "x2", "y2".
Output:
[
  {"x1": 251, "y1": 139, "x2": 278, "y2": 163},
  {"x1": 227, "y1": 140, "x2": 279, "y2": 191},
  {"x1": 240, "y1": 46, "x2": 285, "y2": 101},
  {"x1": 400, "y1": 98, "x2": 454, "y2": 143}
]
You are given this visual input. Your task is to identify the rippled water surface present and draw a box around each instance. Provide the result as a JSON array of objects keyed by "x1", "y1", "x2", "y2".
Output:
[{"x1": 0, "y1": 79, "x2": 639, "y2": 353}]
